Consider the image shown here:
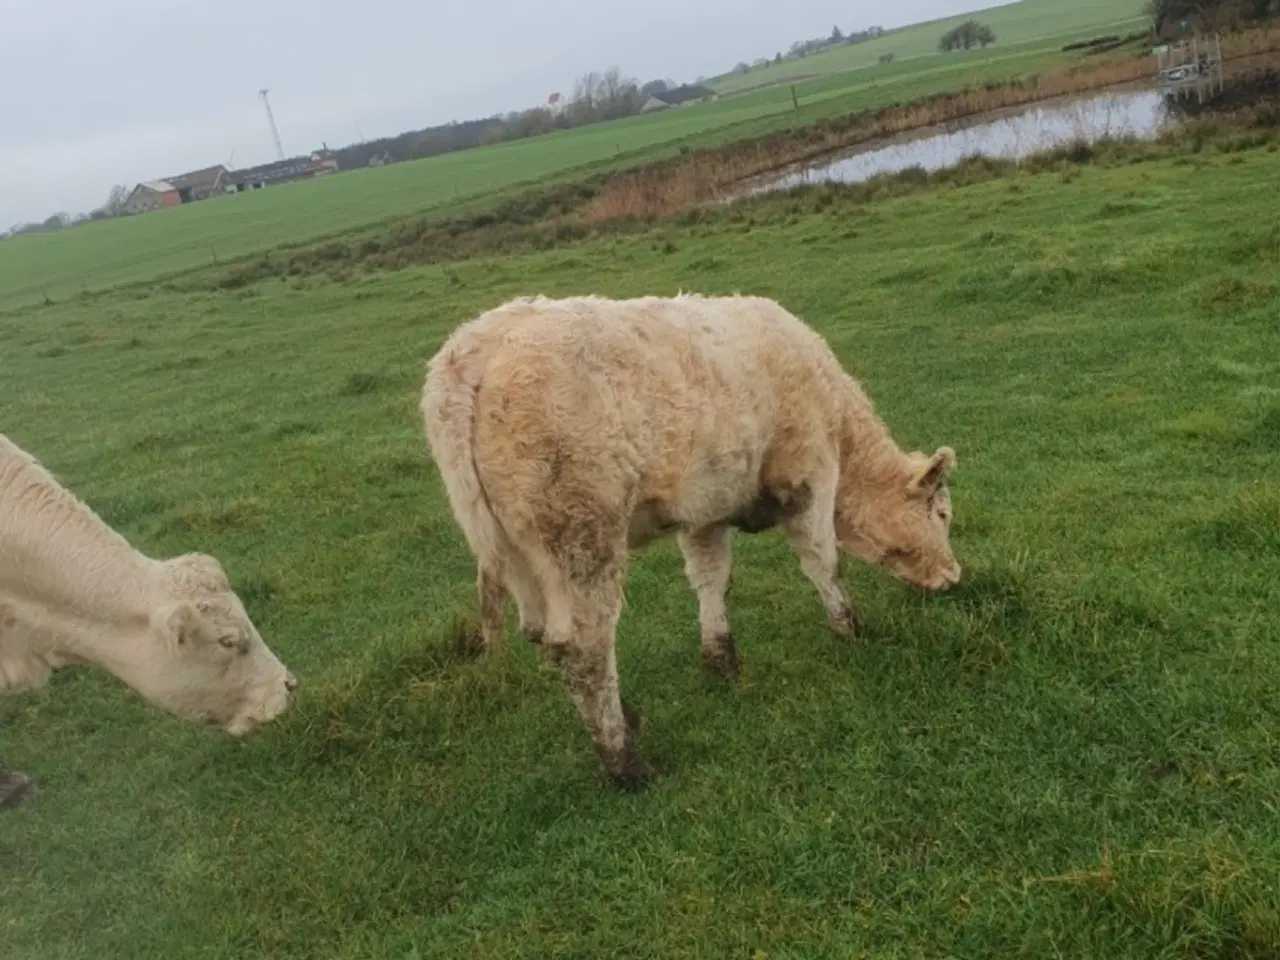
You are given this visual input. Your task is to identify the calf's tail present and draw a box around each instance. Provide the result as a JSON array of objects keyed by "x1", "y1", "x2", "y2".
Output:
[{"x1": 420, "y1": 341, "x2": 508, "y2": 570}]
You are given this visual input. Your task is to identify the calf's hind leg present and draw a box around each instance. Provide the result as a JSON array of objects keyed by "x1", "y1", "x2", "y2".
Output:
[
  {"x1": 540, "y1": 564, "x2": 654, "y2": 789},
  {"x1": 477, "y1": 565, "x2": 507, "y2": 652}
]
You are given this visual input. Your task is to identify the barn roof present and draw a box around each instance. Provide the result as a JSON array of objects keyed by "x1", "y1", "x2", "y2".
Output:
[
  {"x1": 163, "y1": 165, "x2": 228, "y2": 190},
  {"x1": 225, "y1": 153, "x2": 338, "y2": 185}
]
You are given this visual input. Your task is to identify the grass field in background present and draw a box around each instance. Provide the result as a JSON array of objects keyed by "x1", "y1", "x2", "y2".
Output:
[
  {"x1": 0, "y1": 9, "x2": 1152, "y2": 311},
  {"x1": 2, "y1": 140, "x2": 1277, "y2": 958},
  {"x1": 711, "y1": 0, "x2": 1149, "y2": 93}
]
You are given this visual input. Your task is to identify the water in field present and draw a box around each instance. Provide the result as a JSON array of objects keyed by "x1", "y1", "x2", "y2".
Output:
[{"x1": 749, "y1": 90, "x2": 1171, "y2": 193}]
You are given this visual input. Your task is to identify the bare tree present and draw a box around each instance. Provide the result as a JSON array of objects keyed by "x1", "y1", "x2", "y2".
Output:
[
  {"x1": 569, "y1": 67, "x2": 643, "y2": 123},
  {"x1": 102, "y1": 184, "x2": 131, "y2": 217}
]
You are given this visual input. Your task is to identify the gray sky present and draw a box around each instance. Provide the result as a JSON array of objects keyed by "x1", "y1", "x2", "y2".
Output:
[{"x1": 0, "y1": 0, "x2": 988, "y2": 228}]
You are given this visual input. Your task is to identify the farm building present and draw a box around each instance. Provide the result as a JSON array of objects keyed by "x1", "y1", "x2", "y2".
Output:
[
  {"x1": 121, "y1": 154, "x2": 339, "y2": 216},
  {"x1": 120, "y1": 181, "x2": 182, "y2": 215},
  {"x1": 225, "y1": 152, "x2": 339, "y2": 192},
  {"x1": 165, "y1": 165, "x2": 230, "y2": 202},
  {"x1": 121, "y1": 165, "x2": 230, "y2": 215},
  {"x1": 639, "y1": 97, "x2": 672, "y2": 114}
]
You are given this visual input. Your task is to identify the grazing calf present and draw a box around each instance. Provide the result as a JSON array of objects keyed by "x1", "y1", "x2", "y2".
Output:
[
  {"x1": 1, "y1": 434, "x2": 299, "y2": 807},
  {"x1": 422, "y1": 294, "x2": 960, "y2": 787}
]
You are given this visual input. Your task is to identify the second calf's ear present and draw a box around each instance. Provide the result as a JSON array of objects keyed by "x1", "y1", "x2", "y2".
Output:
[{"x1": 908, "y1": 446, "x2": 956, "y2": 496}]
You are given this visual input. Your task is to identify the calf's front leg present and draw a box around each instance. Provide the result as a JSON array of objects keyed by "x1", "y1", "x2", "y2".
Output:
[
  {"x1": 476, "y1": 550, "x2": 547, "y2": 652},
  {"x1": 782, "y1": 493, "x2": 864, "y2": 639},
  {"x1": 678, "y1": 525, "x2": 740, "y2": 679}
]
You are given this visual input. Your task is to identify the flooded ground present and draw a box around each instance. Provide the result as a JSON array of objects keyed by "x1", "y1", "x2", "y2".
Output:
[{"x1": 746, "y1": 89, "x2": 1173, "y2": 194}]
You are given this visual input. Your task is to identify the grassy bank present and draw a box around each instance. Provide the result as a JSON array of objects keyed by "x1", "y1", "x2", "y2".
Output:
[{"x1": 2, "y1": 133, "x2": 1277, "y2": 958}]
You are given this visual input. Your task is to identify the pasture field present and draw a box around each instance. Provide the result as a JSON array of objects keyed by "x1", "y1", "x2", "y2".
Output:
[
  {"x1": 710, "y1": 0, "x2": 1149, "y2": 94},
  {"x1": 2, "y1": 135, "x2": 1278, "y2": 957},
  {"x1": 0, "y1": 24, "x2": 1152, "y2": 311}
]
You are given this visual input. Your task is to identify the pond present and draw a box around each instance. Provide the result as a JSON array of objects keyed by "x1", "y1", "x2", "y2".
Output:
[{"x1": 747, "y1": 89, "x2": 1173, "y2": 194}]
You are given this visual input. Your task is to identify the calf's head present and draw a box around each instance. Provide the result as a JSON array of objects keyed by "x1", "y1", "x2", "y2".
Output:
[
  {"x1": 124, "y1": 554, "x2": 297, "y2": 736},
  {"x1": 836, "y1": 446, "x2": 961, "y2": 592}
]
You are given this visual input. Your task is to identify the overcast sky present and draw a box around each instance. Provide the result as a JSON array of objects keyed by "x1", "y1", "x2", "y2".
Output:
[{"x1": 0, "y1": 0, "x2": 993, "y2": 228}]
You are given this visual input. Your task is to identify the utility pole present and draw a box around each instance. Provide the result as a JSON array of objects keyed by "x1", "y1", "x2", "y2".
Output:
[{"x1": 259, "y1": 88, "x2": 285, "y2": 161}]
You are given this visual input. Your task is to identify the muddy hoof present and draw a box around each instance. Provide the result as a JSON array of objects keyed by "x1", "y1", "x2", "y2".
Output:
[
  {"x1": 702, "y1": 635, "x2": 741, "y2": 680},
  {"x1": 453, "y1": 625, "x2": 488, "y2": 659},
  {"x1": 0, "y1": 770, "x2": 36, "y2": 811},
  {"x1": 609, "y1": 753, "x2": 658, "y2": 792},
  {"x1": 621, "y1": 698, "x2": 643, "y2": 733},
  {"x1": 830, "y1": 605, "x2": 865, "y2": 641}
]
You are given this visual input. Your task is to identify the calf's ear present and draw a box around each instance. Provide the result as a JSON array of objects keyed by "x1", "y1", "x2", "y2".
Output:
[
  {"x1": 908, "y1": 446, "x2": 956, "y2": 496},
  {"x1": 165, "y1": 603, "x2": 208, "y2": 648}
]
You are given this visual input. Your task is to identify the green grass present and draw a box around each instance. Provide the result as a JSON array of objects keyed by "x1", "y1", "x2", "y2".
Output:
[
  {"x1": 0, "y1": 12, "x2": 1151, "y2": 312},
  {"x1": 2, "y1": 138, "x2": 1278, "y2": 957},
  {"x1": 712, "y1": 0, "x2": 1149, "y2": 93}
]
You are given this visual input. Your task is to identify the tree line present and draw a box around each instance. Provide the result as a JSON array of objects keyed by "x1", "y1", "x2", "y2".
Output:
[
  {"x1": 730, "y1": 24, "x2": 887, "y2": 76},
  {"x1": 331, "y1": 68, "x2": 672, "y2": 171},
  {"x1": 3, "y1": 185, "x2": 131, "y2": 238}
]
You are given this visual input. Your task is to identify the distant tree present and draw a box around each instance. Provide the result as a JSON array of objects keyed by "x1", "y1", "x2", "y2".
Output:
[
  {"x1": 939, "y1": 20, "x2": 997, "y2": 52},
  {"x1": 733, "y1": 61, "x2": 751, "y2": 75},
  {"x1": 774, "y1": 51, "x2": 783, "y2": 64},
  {"x1": 42, "y1": 213, "x2": 69, "y2": 230},
  {"x1": 831, "y1": 25, "x2": 844, "y2": 42},
  {"x1": 640, "y1": 78, "x2": 669, "y2": 97}
]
